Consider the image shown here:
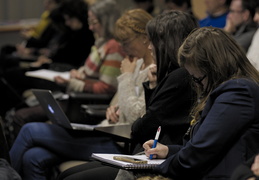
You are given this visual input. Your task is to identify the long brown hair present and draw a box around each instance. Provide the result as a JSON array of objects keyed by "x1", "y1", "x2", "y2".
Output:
[{"x1": 178, "y1": 27, "x2": 259, "y2": 122}]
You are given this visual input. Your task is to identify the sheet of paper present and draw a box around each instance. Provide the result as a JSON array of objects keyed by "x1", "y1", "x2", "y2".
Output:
[{"x1": 25, "y1": 69, "x2": 70, "y2": 82}]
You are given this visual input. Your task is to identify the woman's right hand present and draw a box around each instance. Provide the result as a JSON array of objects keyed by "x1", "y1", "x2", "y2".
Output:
[
  {"x1": 120, "y1": 56, "x2": 138, "y2": 73},
  {"x1": 106, "y1": 105, "x2": 119, "y2": 124},
  {"x1": 143, "y1": 140, "x2": 169, "y2": 159},
  {"x1": 54, "y1": 76, "x2": 69, "y2": 86},
  {"x1": 70, "y1": 69, "x2": 83, "y2": 79}
]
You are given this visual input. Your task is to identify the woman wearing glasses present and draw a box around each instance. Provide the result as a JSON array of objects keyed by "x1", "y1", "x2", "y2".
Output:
[{"x1": 143, "y1": 27, "x2": 259, "y2": 180}]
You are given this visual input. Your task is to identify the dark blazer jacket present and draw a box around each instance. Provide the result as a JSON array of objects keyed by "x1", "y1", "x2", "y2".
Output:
[
  {"x1": 131, "y1": 68, "x2": 195, "y2": 153},
  {"x1": 156, "y1": 78, "x2": 259, "y2": 180}
]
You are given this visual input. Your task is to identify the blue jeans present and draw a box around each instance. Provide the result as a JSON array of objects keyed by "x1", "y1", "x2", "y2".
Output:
[{"x1": 9, "y1": 122, "x2": 123, "y2": 180}]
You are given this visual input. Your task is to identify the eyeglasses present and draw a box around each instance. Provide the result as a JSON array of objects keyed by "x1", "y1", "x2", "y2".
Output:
[
  {"x1": 88, "y1": 19, "x2": 99, "y2": 26},
  {"x1": 191, "y1": 74, "x2": 206, "y2": 85}
]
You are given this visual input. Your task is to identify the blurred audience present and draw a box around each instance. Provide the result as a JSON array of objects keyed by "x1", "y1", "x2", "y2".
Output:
[
  {"x1": 4, "y1": 0, "x2": 123, "y2": 145},
  {"x1": 0, "y1": 0, "x2": 64, "y2": 72},
  {"x1": 199, "y1": 0, "x2": 231, "y2": 28},
  {"x1": 224, "y1": 0, "x2": 257, "y2": 52},
  {"x1": 2, "y1": 0, "x2": 95, "y2": 98},
  {"x1": 20, "y1": 0, "x2": 62, "y2": 47}
]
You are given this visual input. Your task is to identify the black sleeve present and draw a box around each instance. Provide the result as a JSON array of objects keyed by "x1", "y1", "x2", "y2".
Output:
[{"x1": 131, "y1": 68, "x2": 194, "y2": 146}]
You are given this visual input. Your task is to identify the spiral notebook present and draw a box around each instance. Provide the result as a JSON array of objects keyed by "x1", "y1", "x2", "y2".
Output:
[{"x1": 91, "y1": 153, "x2": 165, "y2": 170}]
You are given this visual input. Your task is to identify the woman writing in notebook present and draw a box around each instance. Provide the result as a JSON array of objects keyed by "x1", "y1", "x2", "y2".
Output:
[
  {"x1": 142, "y1": 27, "x2": 259, "y2": 180},
  {"x1": 9, "y1": 7, "x2": 154, "y2": 180}
]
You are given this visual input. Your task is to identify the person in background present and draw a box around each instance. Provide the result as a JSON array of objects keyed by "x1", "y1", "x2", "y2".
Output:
[
  {"x1": 20, "y1": 0, "x2": 63, "y2": 48},
  {"x1": 223, "y1": 0, "x2": 257, "y2": 52},
  {"x1": 132, "y1": 0, "x2": 159, "y2": 17},
  {"x1": 2, "y1": 0, "x2": 95, "y2": 99},
  {"x1": 141, "y1": 27, "x2": 259, "y2": 180},
  {"x1": 54, "y1": 0, "x2": 123, "y2": 94},
  {"x1": 164, "y1": 0, "x2": 193, "y2": 14},
  {"x1": 57, "y1": 10, "x2": 198, "y2": 180},
  {"x1": 199, "y1": 0, "x2": 232, "y2": 28},
  {"x1": 0, "y1": 0, "x2": 64, "y2": 72},
  {"x1": 9, "y1": 7, "x2": 153, "y2": 180},
  {"x1": 247, "y1": 0, "x2": 259, "y2": 70},
  {"x1": 30, "y1": 0, "x2": 95, "y2": 69}
]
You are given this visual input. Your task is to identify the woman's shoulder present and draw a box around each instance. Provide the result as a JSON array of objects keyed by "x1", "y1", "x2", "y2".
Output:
[
  {"x1": 219, "y1": 78, "x2": 259, "y2": 89},
  {"x1": 214, "y1": 78, "x2": 259, "y2": 97},
  {"x1": 104, "y1": 39, "x2": 120, "y2": 48},
  {"x1": 103, "y1": 39, "x2": 124, "y2": 55}
]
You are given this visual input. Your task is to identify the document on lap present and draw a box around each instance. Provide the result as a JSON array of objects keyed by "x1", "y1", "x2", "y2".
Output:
[
  {"x1": 25, "y1": 69, "x2": 70, "y2": 82},
  {"x1": 91, "y1": 153, "x2": 165, "y2": 169}
]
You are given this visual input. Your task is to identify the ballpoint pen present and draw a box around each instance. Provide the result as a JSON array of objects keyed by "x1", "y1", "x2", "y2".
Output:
[{"x1": 149, "y1": 126, "x2": 161, "y2": 159}]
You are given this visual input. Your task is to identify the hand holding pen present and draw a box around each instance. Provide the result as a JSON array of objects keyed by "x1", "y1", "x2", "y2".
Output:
[
  {"x1": 142, "y1": 126, "x2": 169, "y2": 159},
  {"x1": 143, "y1": 142, "x2": 169, "y2": 159}
]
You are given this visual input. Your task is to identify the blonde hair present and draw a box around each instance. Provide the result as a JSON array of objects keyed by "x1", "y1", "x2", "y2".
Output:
[{"x1": 114, "y1": 9, "x2": 153, "y2": 42}]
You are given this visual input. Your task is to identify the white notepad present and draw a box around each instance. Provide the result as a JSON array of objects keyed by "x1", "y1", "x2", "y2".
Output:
[
  {"x1": 26, "y1": 69, "x2": 70, "y2": 82},
  {"x1": 91, "y1": 153, "x2": 165, "y2": 170}
]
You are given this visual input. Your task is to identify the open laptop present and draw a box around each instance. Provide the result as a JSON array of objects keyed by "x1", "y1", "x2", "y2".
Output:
[{"x1": 32, "y1": 89, "x2": 100, "y2": 131}]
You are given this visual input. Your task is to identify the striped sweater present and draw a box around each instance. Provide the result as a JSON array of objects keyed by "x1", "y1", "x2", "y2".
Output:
[{"x1": 67, "y1": 39, "x2": 124, "y2": 94}]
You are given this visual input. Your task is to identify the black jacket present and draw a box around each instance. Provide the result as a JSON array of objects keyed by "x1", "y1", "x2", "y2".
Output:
[{"x1": 131, "y1": 68, "x2": 195, "y2": 152}]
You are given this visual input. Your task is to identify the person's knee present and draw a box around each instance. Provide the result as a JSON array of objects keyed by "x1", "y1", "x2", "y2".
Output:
[{"x1": 22, "y1": 147, "x2": 59, "y2": 178}]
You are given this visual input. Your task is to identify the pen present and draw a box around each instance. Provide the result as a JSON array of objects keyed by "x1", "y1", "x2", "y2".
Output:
[{"x1": 149, "y1": 126, "x2": 161, "y2": 159}]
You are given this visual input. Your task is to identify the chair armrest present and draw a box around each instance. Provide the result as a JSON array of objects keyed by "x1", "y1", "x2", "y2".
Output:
[
  {"x1": 69, "y1": 92, "x2": 113, "y2": 102},
  {"x1": 81, "y1": 104, "x2": 108, "y2": 119},
  {"x1": 81, "y1": 104, "x2": 109, "y2": 110},
  {"x1": 66, "y1": 93, "x2": 114, "y2": 124}
]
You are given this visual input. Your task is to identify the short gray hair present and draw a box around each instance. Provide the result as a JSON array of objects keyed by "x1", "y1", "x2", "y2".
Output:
[{"x1": 89, "y1": 0, "x2": 121, "y2": 39}]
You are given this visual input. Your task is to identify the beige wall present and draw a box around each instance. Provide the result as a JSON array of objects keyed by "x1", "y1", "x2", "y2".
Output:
[
  {"x1": 192, "y1": 0, "x2": 207, "y2": 20},
  {"x1": 0, "y1": 0, "x2": 207, "y2": 21},
  {"x1": 0, "y1": 0, "x2": 43, "y2": 21}
]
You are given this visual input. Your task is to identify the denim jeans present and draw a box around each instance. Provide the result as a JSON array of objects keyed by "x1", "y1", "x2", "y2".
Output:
[{"x1": 10, "y1": 122, "x2": 123, "y2": 180}]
